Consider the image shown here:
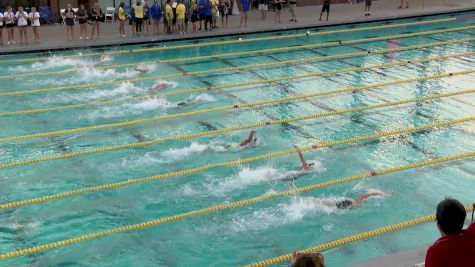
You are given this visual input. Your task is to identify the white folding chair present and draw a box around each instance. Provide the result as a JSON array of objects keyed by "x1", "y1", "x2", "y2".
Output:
[
  {"x1": 105, "y1": 7, "x2": 115, "y2": 22},
  {"x1": 60, "y1": 8, "x2": 67, "y2": 24}
]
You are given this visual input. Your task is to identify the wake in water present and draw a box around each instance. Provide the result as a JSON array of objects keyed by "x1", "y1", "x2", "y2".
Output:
[
  {"x1": 7, "y1": 55, "x2": 92, "y2": 72},
  {"x1": 182, "y1": 161, "x2": 325, "y2": 197},
  {"x1": 83, "y1": 93, "x2": 216, "y2": 120},
  {"x1": 229, "y1": 188, "x2": 389, "y2": 232},
  {"x1": 121, "y1": 135, "x2": 262, "y2": 168}
]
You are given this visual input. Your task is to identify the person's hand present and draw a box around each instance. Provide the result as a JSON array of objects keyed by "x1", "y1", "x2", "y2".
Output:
[{"x1": 293, "y1": 144, "x2": 300, "y2": 150}]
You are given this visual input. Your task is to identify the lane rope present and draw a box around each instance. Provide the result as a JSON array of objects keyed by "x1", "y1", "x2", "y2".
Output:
[
  {"x1": 0, "y1": 17, "x2": 457, "y2": 63},
  {"x1": 1, "y1": 150, "x2": 473, "y2": 260},
  {"x1": 2, "y1": 38, "x2": 473, "y2": 97},
  {"x1": 0, "y1": 89, "x2": 473, "y2": 171},
  {"x1": 0, "y1": 66, "x2": 474, "y2": 117},
  {"x1": 0, "y1": 68, "x2": 472, "y2": 143},
  {"x1": 1, "y1": 117, "x2": 473, "y2": 208},
  {"x1": 1, "y1": 24, "x2": 474, "y2": 80},
  {"x1": 246, "y1": 204, "x2": 475, "y2": 267}
]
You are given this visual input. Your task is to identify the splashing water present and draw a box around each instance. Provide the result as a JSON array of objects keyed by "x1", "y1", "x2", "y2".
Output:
[{"x1": 7, "y1": 55, "x2": 91, "y2": 72}]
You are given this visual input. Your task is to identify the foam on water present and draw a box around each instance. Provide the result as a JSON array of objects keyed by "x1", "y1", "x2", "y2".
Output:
[
  {"x1": 187, "y1": 161, "x2": 326, "y2": 197},
  {"x1": 83, "y1": 93, "x2": 216, "y2": 120},
  {"x1": 7, "y1": 55, "x2": 91, "y2": 72}
]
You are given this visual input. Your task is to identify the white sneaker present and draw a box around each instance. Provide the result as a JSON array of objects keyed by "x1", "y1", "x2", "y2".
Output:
[
  {"x1": 12, "y1": 41, "x2": 16, "y2": 44},
  {"x1": 80, "y1": 36, "x2": 83, "y2": 40},
  {"x1": 7, "y1": 41, "x2": 10, "y2": 45},
  {"x1": 86, "y1": 37, "x2": 89, "y2": 40},
  {"x1": 122, "y1": 34, "x2": 126, "y2": 38}
]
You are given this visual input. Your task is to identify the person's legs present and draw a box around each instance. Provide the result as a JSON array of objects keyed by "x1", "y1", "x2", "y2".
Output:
[
  {"x1": 91, "y1": 23, "x2": 96, "y2": 39},
  {"x1": 23, "y1": 27, "x2": 28, "y2": 43},
  {"x1": 97, "y1": 23, "x2": 100, "y2": 39},
  {"x1": 244, "y1": 12, "x2": 248, "y2": 27}
]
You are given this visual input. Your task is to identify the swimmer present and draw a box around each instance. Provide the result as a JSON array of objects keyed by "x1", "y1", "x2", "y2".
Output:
[
  {"x1": 148, "y1": 83, "x2": 167, "y2": 91},
  {"x1": 308, "y1": 192, "x2": 391, "y2": 210},
  {"x1": 99, "y1": 53, "x2": 106, "y2": 63},
  {"x1": 238, "y1": 130, "x2": 257, "y2": 147},
  {"x1": 134, "y1": 67, "x2": 150, "y2": 74},
  {"x1": 279, "y1": 145, "x2": 316, "y2": 181},
  {"x1": 222, "y1": 130, "x2": 258, "y2": 151}
]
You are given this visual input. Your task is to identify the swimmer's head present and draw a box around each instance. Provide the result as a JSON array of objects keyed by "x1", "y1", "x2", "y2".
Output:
[
  {"x1": 309, "y1": 162, "x2": 315, "y2": 167},
  {"x1": 336, "y1": 200, "x2": 353, "y2": 209},
  {"x1": 290, "y1": 252, "x2": 324, "y2": 267}
]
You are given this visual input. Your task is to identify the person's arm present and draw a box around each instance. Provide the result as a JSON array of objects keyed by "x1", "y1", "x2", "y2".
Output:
[
  {"x1": 239, "y1": 130, "x2": 256, "y2": 147},
  {"x1": 294, "y1": 145, "x2": 309, "y2": 171},
  {"x1": 353, "y1": 192, "x2": 385, "y2": 206}
]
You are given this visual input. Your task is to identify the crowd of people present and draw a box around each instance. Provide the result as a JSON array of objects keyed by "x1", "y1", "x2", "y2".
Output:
[{"x1": 0, "y1": 0, "x2": 415, "y2": 45}]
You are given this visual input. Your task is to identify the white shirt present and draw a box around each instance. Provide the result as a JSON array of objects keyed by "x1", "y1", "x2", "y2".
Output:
[
  {"x1": 3, "y1": 11, "x2": 15, "y2": 24},
  {"x1": 15, "y1": 11, "x2": 28, "y2": 26},
  {"x1": 29, "y1": 12, "x2": 40, "y2": 26},
  {"x1": 0, "y1": 13, "x2": 3, "y2": 26}
]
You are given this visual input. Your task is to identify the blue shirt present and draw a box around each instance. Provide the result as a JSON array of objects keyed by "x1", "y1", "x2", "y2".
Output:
[
  {"x1": 150, "y1": 4, "x2": 161, "y2": 19},
  {"x1": 199, "y1": 0, "x2": 212, "y2": 16},
  {"x1": 241, "y1": 0, "x2": 251, "y2": 12}
]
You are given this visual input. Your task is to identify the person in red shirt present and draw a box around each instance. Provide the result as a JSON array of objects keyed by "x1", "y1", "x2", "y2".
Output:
[{"x1": 425, "y1": 198, "x2": 475, "y2": 267}]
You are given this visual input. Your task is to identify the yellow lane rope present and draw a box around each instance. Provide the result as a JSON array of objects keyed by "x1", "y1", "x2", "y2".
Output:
[
  {"x1": 246, "y1": 204, "x2": 475, "y2": 267},
  {"x1": 0, "y1": 89, "x2": 473, "y2": 171},
  {"x1": 0, "y1": 17, "x2": 457, "y2": 64},
  {"x1": 0, "y1": 65, "x2": 475, "y2": 117},
  {"x1": 1, "y1": 116, "x2": 473, "y2": 209},
  {"x1": 0, "y1": 69, "x2": 472, "y2": 144},
  {"x1": 1, "y1": 151, "x2": 473, "y2": 260},
  {"x1": 2, "y1": 38, "x2": 473, "y2": 97},
  {"x1": 1, "y1": 25, "x2": 474, "y2": 80}
]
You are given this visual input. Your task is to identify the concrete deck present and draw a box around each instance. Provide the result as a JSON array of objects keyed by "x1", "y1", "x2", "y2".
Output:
[
  {"x1": 350, "y1": 245, "x2": 429, "y2": 267},
  {"x1": 0, "y1": 0, "x2": 474, "y2": 54}
]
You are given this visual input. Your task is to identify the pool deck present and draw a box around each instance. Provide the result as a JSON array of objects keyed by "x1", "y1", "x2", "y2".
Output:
[
  {"x1": 349, "y1": 245, "x2": 429, "y2": 267},
  {"x1": 0, "y1": 0, "x2": 474, "y2": 54}
]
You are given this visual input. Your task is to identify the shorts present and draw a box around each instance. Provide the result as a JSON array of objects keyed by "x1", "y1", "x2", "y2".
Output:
[
  {"x1": 65, "y1": 18, "x2": 75, "y2": 26},
  {"x1": 177, "y1": 18, "x2": 185, "y2": 24},
  {"x1": 6, "y1": 23, "x2": 15, "y2": 28},
  {"x1": 79, "y1": 19, "x2": 87, "y2": 24},
  {"x1": 275, "y1": 3, "x2": 282, "y2": 10},
  {"x1": 129, "y1": 19, "x2": 135, "y2": 25},
  {"x1": 0, "y1": 25, "x2": 3, "y2": 29},
  {"x1": 18, "y1": 24, "x2": 27, "y2": 27},
  {"x1": 191, "y1": 14, "x2": 199, "y2": 22},
  {"x1": 321, "y1": 4, "x2": 330, "y2": 12},
  {"x1": 258, "y1": 4, "x2": 268, "y2": 11}
]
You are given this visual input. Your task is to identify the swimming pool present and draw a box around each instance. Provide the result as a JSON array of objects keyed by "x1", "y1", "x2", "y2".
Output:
[{"x1": 0, "y1": 11, "x2": 475, "y2": 266}]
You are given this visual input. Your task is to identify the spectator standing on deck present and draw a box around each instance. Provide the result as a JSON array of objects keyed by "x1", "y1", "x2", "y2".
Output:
[
  {"x1": 199, "y1": 0, "x2": 212, "y2": 31},
  {"x1": 176, "y1": 0, "x2": 186, "y2": 34},
  {"x1": 399, "y1": 0, "x2": 409, "y2": 9},
  {"x1": 165, "y1": 0, "x2": 174, "y2": 34},
  {"x1": 143, "y1": 0, "x2": 151, "y2": 35},
  {"x1": 64, "y1": 4, "x2": 75, "y2": 41},
  {"x1": 77, "y1": 4, "x2": 88, "y2": 39},
  {"x1": 319, "y1": 0, "x2": 330, "y2": 21},
  {"x1": 258, "y1": 0, "x2": 268, "y2": 20},
  {"x1": 0, "y1": 12, "x2": 4, "y2": 46},
  {"x1": 273, "y1": 0, "x2": 283, "y2": 24},
  {"x1": 211, "y1": 0, "x2": 219, "y2": 28},
  {"x1": 29, "y1": 7, "x2": 41, "y2": 43},
  {"x1": 190, "y1": 1, "x2": 199, "y2": 32},
  {"x1": 133, "y1": 1, "x2": 144, "y2": 36},
  {"x1": 129, "y1": 3, "x2": 136, "y2": 36},
  {"x1": 15, "y1": 6, "x2": 28, "y2": 44},
  {"x1": 239, "y1": 0, "x2": 251, "y2": 27},
  {"x1": 218, "y1": 0, "x2": 229, "y2": 27},
  {"x1": 4, "y1": 6, "x2": 15, "y2": 45},
  {"x1": 364, "y1": 0, "x2": 371, "y2": 16},
  {"x1": 90, "y1": 3, "x2": 103, "y2": 39},
  {"x1": 289, "y1": 0, "x2": 297, "y2": 22},
  {"x1": 425, "y1": 198, "x2": 475, "y2": 267},
  {"x1": 118, "y1": 2, "x2": 127, "y2": 37},
  {"x1": 150, "y1": 0, "x2": 162, "y2": 35}
]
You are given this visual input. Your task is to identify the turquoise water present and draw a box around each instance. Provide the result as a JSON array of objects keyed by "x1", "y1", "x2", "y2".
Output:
[{"x1": 1, "y1": 11, "x2": 475, "y2": 266}]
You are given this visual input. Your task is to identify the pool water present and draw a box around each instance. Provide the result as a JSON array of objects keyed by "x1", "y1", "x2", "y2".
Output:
[{"x1": 1, "y1": 11, "x2": 475, "y2": 267}]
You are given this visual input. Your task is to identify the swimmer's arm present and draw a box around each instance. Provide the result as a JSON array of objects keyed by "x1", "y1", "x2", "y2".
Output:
[
  {"x1": 353, "y1": 192, "x2": 385, "y2": 206},
  {"x1": 239, "y1": 130, "x2": 255, "y2": 147},
  {"x1": 294, "y1": 145, "x2": 308, "y2": 171}
]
